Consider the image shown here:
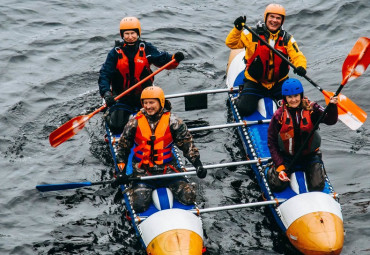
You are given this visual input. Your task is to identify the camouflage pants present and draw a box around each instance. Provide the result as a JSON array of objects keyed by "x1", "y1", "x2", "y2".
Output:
[{"x1": 129, "y1": 161, "x2": 196, "y2": 213}]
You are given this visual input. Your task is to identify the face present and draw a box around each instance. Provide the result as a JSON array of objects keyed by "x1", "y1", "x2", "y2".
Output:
[
  {"x1": 123, "y1": 30, "x2": 138, "y2": 44},
  {"x1": 143, "y1": 98, "x2": 161, "y2": 115},
  {"x1": 266, "y1": 13, "x2": 283, "y2": 33},
  {"x1": 286, "y1": 94, "x2": 301, "y2": 108}
]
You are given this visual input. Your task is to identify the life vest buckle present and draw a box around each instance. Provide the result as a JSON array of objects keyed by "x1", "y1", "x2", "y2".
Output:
[
  {"x1": 302, "y1": 117, "x2": 308, "y2": 125},
  {"x1": 285, "y1": 117, "x2": 290, "y2": 125},
  {"x1": 147, "y1": 135, "x2": 156, "y2": 145}
]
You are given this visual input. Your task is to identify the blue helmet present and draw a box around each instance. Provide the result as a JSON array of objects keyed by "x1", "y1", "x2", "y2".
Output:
[{"x1": 281, "y1": 78, "x2": 304, "y2": 96}]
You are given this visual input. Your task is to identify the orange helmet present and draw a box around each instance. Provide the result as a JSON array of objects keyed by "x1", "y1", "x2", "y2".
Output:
[
  {"x1": 141, "y1": 86, "x2": 165, "y2": 108},
  {"x1": 119, "y1": 16, "x2": 141, "y2": 38},
  {"x1": 264, "y1": 4, "x2": 286, "y2": 24}
]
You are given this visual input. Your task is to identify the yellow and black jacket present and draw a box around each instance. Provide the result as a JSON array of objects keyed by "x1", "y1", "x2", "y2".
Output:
[{"x1": 226, "y1": 23, "x2": 307, "y2": 89}]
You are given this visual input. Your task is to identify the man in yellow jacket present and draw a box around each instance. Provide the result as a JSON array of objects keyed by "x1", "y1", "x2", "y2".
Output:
[{"x1": 226, "y1": 4, "x2": 307, "y2": 116}]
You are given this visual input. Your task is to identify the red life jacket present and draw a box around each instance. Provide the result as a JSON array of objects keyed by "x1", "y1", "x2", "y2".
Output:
[
  {"x1": 133, "y1": 112, "x2": 174, "y2": 167},
  {"x1": 278, "y1": 107, "x2": 320, "y2": 156},
  {"x1": 247, "y1": 32, "x2": 289, "y2": 83},
  {"x1": 115, "y1": 42, "x2": 152, "y2": 95}
]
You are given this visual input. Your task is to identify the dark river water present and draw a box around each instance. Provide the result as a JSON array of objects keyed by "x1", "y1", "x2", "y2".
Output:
[{"x1": 1, "y1": 0, "x2": 369, "y2": 254}]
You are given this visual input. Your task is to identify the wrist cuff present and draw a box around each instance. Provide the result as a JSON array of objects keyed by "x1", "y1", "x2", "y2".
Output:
[
  {"x1": 117, "y1": 163, "x2": 126, "y2": 172},
  {"x1": 104, "y1": 91, "x2": 112, "y2": 97}
]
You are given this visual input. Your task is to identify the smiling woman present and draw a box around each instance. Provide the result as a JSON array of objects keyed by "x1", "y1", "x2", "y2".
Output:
[
  {"x1": 267, "y1": 78, "x2": 339, "y2": 192},
  {"x1": 285, "y1": 94, "x2": 302, "y2": 108}
]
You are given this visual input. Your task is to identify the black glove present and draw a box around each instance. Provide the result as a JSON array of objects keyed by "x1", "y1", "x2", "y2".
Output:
[
  {"x1": 196, "y1": 165, "x2": 207, "y2": 179},
  {"x1": 234, "y1": 16, "x2": 246, "y2": 31},
  {"x1": 104, "y1": 91, "x2": 116, "y2": 107},
  {"x1": 112, "y1": 172, "x2": 129, "y2": 188},
  {"x1": 294, "y1": 66, "x2": 306, "y2": 77},
  {"x1": 173, "y1": 52, "x2": 184, "y2": 63},
  {"x1": 112, "y1": 162, "x2": 129, "y2": 188},
  {"x1": 193, "y1": 158, "x2": 207, "y2": 179}
]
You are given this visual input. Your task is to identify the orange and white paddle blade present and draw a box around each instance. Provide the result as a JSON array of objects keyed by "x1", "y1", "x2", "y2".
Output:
[
  {"x1": 49, "y1": 115, "x2": 90, "y2": 147},
  {"x1": 324, "y1": 90, "x2": 367, "y2": 130},
  {"x1": 342, "y1": 37, "x2": 370, "y2": 84}
]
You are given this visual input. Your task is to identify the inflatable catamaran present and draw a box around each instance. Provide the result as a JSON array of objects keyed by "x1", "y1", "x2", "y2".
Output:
[
  {"x1": 225, "y1": 48, "x2": 344, "y2": 255},
  {"x1": 104, "y1": 108, "x2": 205, "y2": 255}
]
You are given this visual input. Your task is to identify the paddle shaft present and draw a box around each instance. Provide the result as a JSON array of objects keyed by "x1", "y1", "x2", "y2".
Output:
[
  {"x1": 191, "y1": 199, "x2": 285, "y2": 214},
  {"x1": 36, "y1": 180, "x2": 113, "y2": 192},
  {"x1": 188, "y1": 119, "x2": 270, "y2": 132}
]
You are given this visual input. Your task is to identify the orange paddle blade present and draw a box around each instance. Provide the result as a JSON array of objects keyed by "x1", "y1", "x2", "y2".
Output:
[
  {"x1": 342, "y1": 37, "x2": 370, "y2": 85},
  {"x1": 49, "y1": 115, "x2": 90, "y2": 147},
  {"x1": 323, "y1": 90, "x2": 367, "y2": 130}
]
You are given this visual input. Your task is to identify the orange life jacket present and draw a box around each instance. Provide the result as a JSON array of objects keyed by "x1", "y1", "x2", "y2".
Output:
[
  {"x1": 278, "y1": 107, "x2": 320, "y2": 156},
  {"x1": 115, "y1": 42, "x2": 152, "y2": 95},
  {"x1": 133, "y1": 112, "x2": 173, "y2": 167},
  {"x1": 247, "y1": 32, "x2": 289, "y2": 83}
]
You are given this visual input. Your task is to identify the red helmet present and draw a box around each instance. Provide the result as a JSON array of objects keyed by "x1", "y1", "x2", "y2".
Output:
[
  {"x1": 264, "y1": 4, "x2": 286, "y2": 24},
  {"x1": 119, "y1": 17, "x2": 141, "y2": 38}
]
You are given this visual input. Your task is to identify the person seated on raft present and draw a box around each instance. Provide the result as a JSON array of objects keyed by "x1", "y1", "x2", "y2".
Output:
[
  {"x1": 267, "y1": 78, "x2": 338, "y2": 192},
  {"x1": 98, "y1": 16, "x2": 184, "y2": 133},
  {"x1": 225, "y1": 4, "x2": 307, "y2": 116},
  {"x1": 112, "y1": 86, "x2": 207, "y2": 213}
]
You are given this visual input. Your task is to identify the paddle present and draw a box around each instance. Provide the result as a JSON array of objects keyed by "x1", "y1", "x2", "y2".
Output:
[
  {"x1": 49, "y1": 59, "x2": 177, "y2": 147},
  {"x1": 36, "y1": 158, "x2": 271, "y2": 192},
  {"x1": 243, "y1": 25, "x2": 367, "y2": 130},
  {"x1": 287, "y1": 37, "x2": 370, "y2": 171},
  {"x1": 36, "y1": 180, "x2": 113, "y2": 192}
]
